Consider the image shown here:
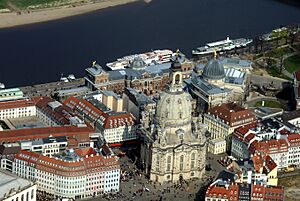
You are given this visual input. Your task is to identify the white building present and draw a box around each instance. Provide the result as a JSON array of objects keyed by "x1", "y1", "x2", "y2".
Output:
[
  {"x1": 13, "y1": 147, "x2": 120, "y2": 199},
  {"x1": 0, "y1": 170, "x2": 36, "y2": 201},
  {"x1": 208, "y1": 138, "x2": 226, "y2": 154},
  {"x1": 19, "y1": 136, "x2": 68, "y2": 157},
  {"x1": 0, "y1": 99, "x2": 36, "y2": 120}
]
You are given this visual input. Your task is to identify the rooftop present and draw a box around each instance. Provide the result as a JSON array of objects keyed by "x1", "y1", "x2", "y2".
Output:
[{"x1": 0, "y1": 170, "x2": 33, "y2": 199}]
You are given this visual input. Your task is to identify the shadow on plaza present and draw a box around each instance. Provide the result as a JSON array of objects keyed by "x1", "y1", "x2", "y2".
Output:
[{"x1": 276, "y1": 81, "x2": 296, "y2": 111}]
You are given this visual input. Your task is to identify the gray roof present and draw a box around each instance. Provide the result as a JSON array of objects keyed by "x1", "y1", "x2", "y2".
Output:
[
  {"x1": 203, "y1": 59, "x2": 225, "y2": 80},
  {"x1": 86, "y1": 64, "x2": 107, "y2": 76},
  {"x1": 188, "y1": 75, "x2": 231, "y2": 95},
  {"x1": 0, "y1": 171, "x2": 33, "y2": 199},
  {"x1": 101, "y1": 90, "x2": 121, "y2": 100},
  {"x1": 100, "y1": 63, "x2": 171, "y2": 81},
  {"x1": 221, "y1": 58, "x2": 252, "y2": 68},
  {"x1": 125, "y1": 87, "x2": 155, "y2": 107},
  {"x1": 86, "y1": 97, "x2": 111, "y2": 113}
]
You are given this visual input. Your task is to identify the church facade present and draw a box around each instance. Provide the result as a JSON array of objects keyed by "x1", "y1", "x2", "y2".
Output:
[{"x1": 139, "y1": 53, "x2": 207, "y2": 183}]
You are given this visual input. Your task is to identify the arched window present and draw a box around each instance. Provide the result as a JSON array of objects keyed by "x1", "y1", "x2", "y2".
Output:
[
  {"x1": 166, "y1": 156, "x2": 172, "y2": 171},
  {"x1": 175, "y1": 74, "x2": 180, "y2": 84},
  {"x1": 191, "y1": 153, "x2": 196, "y2": 169},
  {"x1": 179, "y1": 155, "x2": 184, "y2": 171},
  {"x1": 156, "y1": 155, "x2": 160, "y2": 172}
]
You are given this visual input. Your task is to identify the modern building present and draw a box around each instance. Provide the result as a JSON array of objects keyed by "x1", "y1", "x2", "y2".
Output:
[
  {"x1": 100, "y1": 90, "x2": 123, "y2": 112},
  {"x1": 186, "y1": 55, "x2": 249, "y2": 114},
  {"x1": 19, "y1": 136, "x2": 68, "y2": 157},
  {"x1": 84, "y1": 53, "x2": 193, "y2": 96},
  {"x1": 0, "y1": 98, "x2": 36, "y2": 120},
  {"x1": 0, "y1": 170, "x2": 36, "y2": 201},
  {"x1": 140, "y1": 54, "x2": 207, "y2": 183},
  {"x1": 204, "y1": 103, "x2": 256, "y2": 154},
  {"x1": 13, "y1": 147, "x2": 120, "y2": 199}
]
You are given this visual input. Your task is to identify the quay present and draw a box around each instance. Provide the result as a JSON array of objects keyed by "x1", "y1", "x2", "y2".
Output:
[{"x1": 20, "y1": 78, "x2": 85, "y2": 97}]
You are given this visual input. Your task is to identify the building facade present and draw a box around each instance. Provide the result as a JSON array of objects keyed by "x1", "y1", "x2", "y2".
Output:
[
  {"x1": 186, "y1": 55, "x2": 249, "y2": 114},
  {"x1": 204, "y1": 103, "x2": 256, "y2": 154},
  {"x1": 0, "y1": 98, "x2": 36, "y2": 120},
  {"x1": 84, "y1": 53, "x2": 193, "y2": 96},
  {"x1": 13, "y1": 148, "x2": 120, "y2": 199},
  {"x1": 0, "y1": 170, "x2": 36, "y2": 201}
]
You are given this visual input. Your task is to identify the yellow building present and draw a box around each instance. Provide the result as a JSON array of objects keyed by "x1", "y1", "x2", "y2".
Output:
[{"x1": 101, "y1": 90, "x2": 123, "y2": 112}]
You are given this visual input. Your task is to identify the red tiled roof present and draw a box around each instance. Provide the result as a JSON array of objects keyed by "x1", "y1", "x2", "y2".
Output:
[
  {"x1": 287, "y1": 134, "x2": 300, "y2": 146},
  {"x1": 0, "y1": 126, "x2": 94, "y2": 142},
  {"x1": 35, "y1": 96, "x2": 80, "y2": 125},
  {"x1": 64, "y1": 96, "x2": 103, "y2": 122},
  {"x1": 65, "y1": 96, "x2": 135, "y2": 129},
  {"x1": 15, "y1": 148, "x2": 119, "y2": 177},
  {"x1": 0, "y1": 99, "x2": 35, "y2": 110},
  {"x1": 100, "y1": 112, "x2": 135, "y2": 129},
  {"x1": 207, "y1": 103, "x2": 256, "y2": 127}
]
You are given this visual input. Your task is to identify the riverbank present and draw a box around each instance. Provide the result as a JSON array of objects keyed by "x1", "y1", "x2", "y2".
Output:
[{"x1": 0, "y1": 0, "x2": 139, "y2": 28}]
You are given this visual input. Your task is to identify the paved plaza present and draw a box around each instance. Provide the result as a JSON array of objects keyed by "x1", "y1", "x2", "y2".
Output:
[{"x1": 86, "y1": 149, "x2": 228, "y2": 201}]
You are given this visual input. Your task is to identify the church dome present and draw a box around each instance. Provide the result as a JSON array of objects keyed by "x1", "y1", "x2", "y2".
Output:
[
  {"x1": 129, "y1": 57, "x2": 146, "y2": 69},
  {"x1": 155, "y1": 90, "x2": 192, "y2": 132},
  {"x1": 202, "y1": 59, "x2": 225, "y2": 80}
]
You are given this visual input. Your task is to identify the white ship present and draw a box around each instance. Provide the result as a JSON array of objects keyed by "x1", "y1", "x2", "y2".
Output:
[
  {"x1": 106, "y1": 49, "x2": 173, "y2": 70},
  {"x1": 192, "y1": 36, "x2": 253, "y2": 56}
]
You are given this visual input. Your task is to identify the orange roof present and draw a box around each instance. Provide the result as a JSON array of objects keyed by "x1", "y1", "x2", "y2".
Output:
[
  {"x1": 208, "y1": 103, "x2": 256, "y2": 127},
  {"x1": 15, "y1": 148, "x2": 119, "y2": 176},
  {"x1": 0, "y1": 99, "x2": 35, "y2": 110},
  {"x1": 287, "y1": 134, "x2": 300, "y2": 145},
  {"x1": 0, "y1": 126, "x2": 94, "y2": 142}
]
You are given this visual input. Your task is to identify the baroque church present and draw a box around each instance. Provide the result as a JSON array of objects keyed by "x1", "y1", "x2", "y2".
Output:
[{"x1": 139, "y1": 53, "x2": 207, "y2": 183}]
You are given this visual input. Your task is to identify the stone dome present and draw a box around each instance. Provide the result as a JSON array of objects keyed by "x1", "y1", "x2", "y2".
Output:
[
  {"x1": 202, "y1": 59, "x2": 225, "y2": 80},
  {"x1": 155, "y1": 90, "x2": 192, "y2": 134},
  {"x1": 129, "y1": 57, "x2": 146, "y2": 69}
]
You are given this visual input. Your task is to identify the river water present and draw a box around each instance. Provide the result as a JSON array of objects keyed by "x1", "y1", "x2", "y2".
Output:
[{"x1": 0, "y1": 0, "x2": 300, "y2": 87}]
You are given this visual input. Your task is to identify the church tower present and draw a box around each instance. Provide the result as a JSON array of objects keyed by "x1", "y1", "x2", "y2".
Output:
[{"x1": 140, "y1": 51, "x2": 207, "y2": 183}]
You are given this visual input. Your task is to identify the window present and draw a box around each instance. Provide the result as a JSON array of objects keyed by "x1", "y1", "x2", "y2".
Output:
[
  {"x1": 156, "y1": 155, "x2": 160, "y2": 172},
  {"x1": 31, "y1": 189, "x2": 34, "y2": 199},
  {"x1": 191, "y1": 153, "x2": 196, "y2": 169},
  {"x1": 179, "y1": 155, "x2": 184, "y2": 171},
  {"x1": 166, "y1": 156, "x2": 171, "y2": 171}
]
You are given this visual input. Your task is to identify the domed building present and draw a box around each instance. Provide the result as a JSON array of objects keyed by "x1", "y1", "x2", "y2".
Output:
[
  {"x1": 140, "y1": 54, "x2": 207, "y2": 183},
  {"x1": 187, "y1": 53, "x2": 248, "y2": 113}
]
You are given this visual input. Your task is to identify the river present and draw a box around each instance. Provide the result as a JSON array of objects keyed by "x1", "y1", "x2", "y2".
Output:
[{"x1": 0, "y1": 0, "x2": 300, "y2": 87}]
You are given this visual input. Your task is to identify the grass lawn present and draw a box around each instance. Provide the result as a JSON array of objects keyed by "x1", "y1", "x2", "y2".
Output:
[
  {"x1": 8, "y1": 0, "x2": 62, "y2": 8},
  {"x1": 0, "y1": 0, "x2": 7, "y2": 9},
  {"x1": 284, "y1": 54, "x2": 300, "y2": 73},
  {"x1": 266, "y1": 65, "x2": 291, "y2": 80},
  {"x1": 254, "y1": 100, "x2": 282, "y2": 108},
  {"x1": 265, "y1": 47, "x2": 294, "y2": 58}
]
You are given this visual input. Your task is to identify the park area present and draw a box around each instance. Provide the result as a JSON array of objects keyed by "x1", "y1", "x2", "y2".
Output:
[
  {"x1": 254, "y1": 100, "x2": 282, "y2": 108},
  {"x1": 284, "y1": 54, "x2": 300, "y2": 73}
]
